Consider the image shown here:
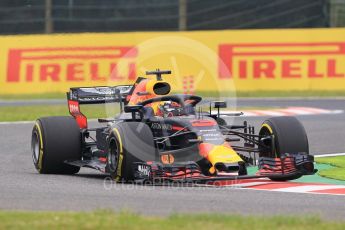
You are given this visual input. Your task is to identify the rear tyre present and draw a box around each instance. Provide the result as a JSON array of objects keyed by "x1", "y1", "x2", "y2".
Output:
[
  {"x1": 259, "y1": 116, "x2": 309, "y2": 181},
  {"x1": 31, "y1": 116, "x2": 81, "y2": 174},
  {"x1": 107, "y1": 122, "x2": 156, "y2": 182}
]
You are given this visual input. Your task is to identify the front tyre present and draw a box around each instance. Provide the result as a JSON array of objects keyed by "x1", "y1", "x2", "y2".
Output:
[
  {"x1": 107, "y1": 122, "x2": 156, "y2": 182},
  {"x1": 259, "y1": 116, "x2": 309, "y2": 181},
  {"x1": 31, "y1": 116, "x2": 81, "y2": 174}
]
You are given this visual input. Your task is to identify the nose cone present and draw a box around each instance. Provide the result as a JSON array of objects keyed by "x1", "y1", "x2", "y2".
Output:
[
  {"x1": 199, "y1": 144, "x2": 244, "y2": 174},
  {"x1": 207, "y1": 145, "x2": 243, "y2": 165}
]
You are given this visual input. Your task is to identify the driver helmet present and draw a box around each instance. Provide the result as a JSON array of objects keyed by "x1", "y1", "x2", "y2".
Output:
[{"x1": 158, "y1": 101, "x2": 182, "y2": 117}]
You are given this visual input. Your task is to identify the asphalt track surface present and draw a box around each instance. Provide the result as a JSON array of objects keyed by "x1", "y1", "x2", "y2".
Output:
[{"x1": 1, "y1": 99, "x2": 345, "y2": 219}]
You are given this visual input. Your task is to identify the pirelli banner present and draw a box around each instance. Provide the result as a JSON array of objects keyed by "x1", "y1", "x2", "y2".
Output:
[{"x1": 1, "y1": 28, "x2": 345, "y2": 94}]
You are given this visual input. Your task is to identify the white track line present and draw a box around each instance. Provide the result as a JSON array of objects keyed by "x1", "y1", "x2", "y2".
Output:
[
  {"x1": 215, "y1": 107, "x2": 343, "y2": 117},
  {"x1": 239, "y1": 187, "x2": 345, "y2": 196},
  {"x1": 217, "y1": 181, "x2": 271, "y2": 188},
  {"x1": 272, "y1": 185, "x2": 345, "y2": 193},
  {"x1": 195, "y1": 181, "x2": 270, "y2": 188},
  {"x1": 0, "y1": 118, "x2": 99, "y2": 125},
  {"x1": 314, "y1": 153, "x2": 345, "y2": 158},
  {"x1": 0, "y1": 121, "x2": 34, "y2": 125}
]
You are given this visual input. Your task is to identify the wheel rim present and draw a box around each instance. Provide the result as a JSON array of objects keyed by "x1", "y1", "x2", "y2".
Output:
[
  {"x1": 108, "y1": 140, "x2": 119, "y2": 173},
  {"x1": 259, "y1": 126, "x2": 275, "y2": 158},
  {"x1": 31, "y1": 131, "x2": 40, "y2": 164}
]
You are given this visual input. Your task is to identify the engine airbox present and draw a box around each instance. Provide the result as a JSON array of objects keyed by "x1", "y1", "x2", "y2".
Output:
[{"x1": 146, "y1": 80, "x2": 171, "y2": 96}]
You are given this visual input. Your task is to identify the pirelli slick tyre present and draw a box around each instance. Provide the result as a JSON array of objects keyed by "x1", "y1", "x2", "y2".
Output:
[
  {"x1": 31, "y1": 116, "x2": 81, "y2": 174},
  {"x1": 107, "y1": 122, "x2": 156, "y2": 182},
  {"x1": 259, "y1": 116, "x2": 309, "y2": 181}
]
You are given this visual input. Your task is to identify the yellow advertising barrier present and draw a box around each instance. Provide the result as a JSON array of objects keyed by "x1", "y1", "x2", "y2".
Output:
[{"x1": 1, "y1": 28, "x2": 345, "y2": 94}]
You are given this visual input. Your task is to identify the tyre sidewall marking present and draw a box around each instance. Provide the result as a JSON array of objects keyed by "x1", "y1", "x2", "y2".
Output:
[
  {"x1": 113, "y1": 128, "x2": 123, "y2": 182},
  {"x1": 35, "y1": 122, "x2": 44, "y2": 172},
  {"x1": 262, "y1": 123, "x2": 273, "y2": 134},
  {"x1": 261, "y1": 123, "x2": 277, "y2": 157}
]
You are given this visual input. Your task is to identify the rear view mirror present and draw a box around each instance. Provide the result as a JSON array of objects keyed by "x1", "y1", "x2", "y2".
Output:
[
  {"x1": 124, "y1": 105, "x2": 143, "y2": 113},
  {"x1": 214, "y1": 101, "x2": 227, "y2": 109},
  {"x1": 211, "y1": 101, "x2": 227, "y2": 119},
  {"x1": 124, "y1": 105, "x2": 144, "y2": 120}
]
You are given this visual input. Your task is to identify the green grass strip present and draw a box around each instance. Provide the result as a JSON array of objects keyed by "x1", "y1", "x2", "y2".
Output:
[
  {"x1": 0, "y1": 210, "x2": 344, "y2": 229},
  {"x1": 0, "y1": 104, "x2": 119, "y2": 122},
  {"x1": 315, "y1": 156, "x2": 345, "y2": 181},
  {"x1": 0, "y1": 92, "x2": 66, "y2": 100}
]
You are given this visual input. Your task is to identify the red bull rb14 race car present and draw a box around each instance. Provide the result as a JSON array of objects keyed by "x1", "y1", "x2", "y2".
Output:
[{"x1": 31, "y1": 69, "x2": 316, "y2": 184}]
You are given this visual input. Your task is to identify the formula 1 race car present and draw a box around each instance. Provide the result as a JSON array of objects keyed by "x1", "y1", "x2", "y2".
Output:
[{"x1": 31, "y1": 69, "x2": 316, "y2": 183}]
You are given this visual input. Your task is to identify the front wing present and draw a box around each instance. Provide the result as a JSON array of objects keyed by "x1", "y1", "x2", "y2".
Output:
[{"x1": 132, "y1": 153, "x2": 317, "y2": 183}]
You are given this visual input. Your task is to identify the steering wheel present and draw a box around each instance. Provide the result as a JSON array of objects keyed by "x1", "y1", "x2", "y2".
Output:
[{"x1": 138, "y1": 94, "x2": 202, "y2": 107}]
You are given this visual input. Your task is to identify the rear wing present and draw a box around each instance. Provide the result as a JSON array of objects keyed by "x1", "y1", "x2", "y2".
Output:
[
  {"x1": 67, "y1": 85, "x2": 132, "y2": 104},
  {"x1": 66, "y1": 85, "x2": 132, "y2": 129}
]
